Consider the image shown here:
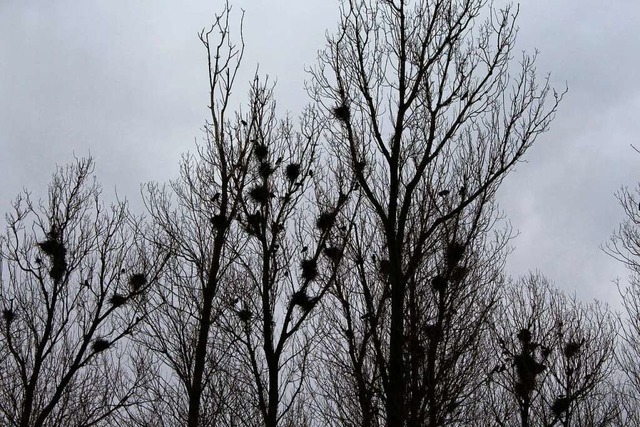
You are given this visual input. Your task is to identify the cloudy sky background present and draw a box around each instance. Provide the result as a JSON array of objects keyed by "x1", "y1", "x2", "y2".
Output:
[{"x1": 1, "y1": 1, "x2": 638, "y2": 306}]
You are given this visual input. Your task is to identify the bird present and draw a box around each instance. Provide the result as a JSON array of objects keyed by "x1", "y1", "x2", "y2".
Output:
[
  {"x1": 301, "y1": 246, "x2": 308, "y2": 253},
  {"x1": 241, "y1": 120, "x2": 248, "y2": 126}
]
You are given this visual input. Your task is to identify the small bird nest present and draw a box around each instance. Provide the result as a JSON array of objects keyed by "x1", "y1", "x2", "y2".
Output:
[
  {"x1": 38, "y1": 239, "x2": 61, "y2": 257},
  {"x1": 564, "y1": 340, "x2": 582, "y2": 359},
  {"x1": 38, "y1": 227, "x2": 64, "y2": 257},
  {"x1": 245, "y1": 212, "x2": 262, "y2": 236},
  {"x1": 249, "y1": 185, "x2": 270, "y2": 204},
  {"x1": 449, "y1": 266, "x2": 468, "y2": 283},
  {"x1": 514, "y1": 352, "x2": 546, "y2": 398},
  {"x1": 110, "y1": 293, "x2": 128, "y2": 307},
  {"x1": 237, "y1": 308, "x2": 252, "y2": 323},
  {"x1": 49, "y1": 260, "x2": 67, "y2": 282},
  {"x1": 323, "y1": 246, "x2": 341, "y2": 261},
  {"x1": 253, "y1": 143, "x2": 269, "y2": 160},
  {"x1": 38, "y1": 230, "x2": 68, "y2": 282},
  {"x1": 258, "y1": 161, "x2": 274, "y2": 179},
  {"x1": 378, "y1": 259, "x2": 391, "y2": 277},
  {"x1": 431, "y1": 275, "x2": 447, "y2": 293},
  {"x1": 445, "y1": 241, "x2": 465, "y2": 267},
  {"x1": 316, "y1": 211, "x2": 335, "y2": 232},
  {"x1": 514, "y1": 381, "x2": 532, "y2": 400},
  {"x1": 353, "y1": 160, "x2": 366, "y2": 173},
  {"x1": 300, "y1": 258, "x2": 318, "y2": 281},
  {"x1": 210, "y1": 214, "x2": 227, "y2": 229},
  {"x1": 517, "y1": 328, "x2": 532, "y2": 343},
  {"x1": 291, "y1": 290, "x2": 318, "y2": 311},
  {"x1": 332, "y1": 104, "x2": 350, "y2": 122},
  {"x1": 2, "y1": 308, "x2": 14, "y2": 323},
  {"x1": 129, "y1": 273, "x2": 147, "y2": 292},
  {"x1": 424, "y1": 323, "x2": 441, "y2": 340},
  {"x1": 92, "y1": 338, "x2": 111, "y2": 352},
  {"x1": 551, "y1": 396, "x2": 570, "y2": 417},
  {"x1": 285, "y1": 163, "x2": 301, "y2": 182}
]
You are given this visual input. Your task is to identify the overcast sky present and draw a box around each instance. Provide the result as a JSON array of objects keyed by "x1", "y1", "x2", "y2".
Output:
[{"x1": 1, "y1": 1, "x2": 638, "y2": 306}]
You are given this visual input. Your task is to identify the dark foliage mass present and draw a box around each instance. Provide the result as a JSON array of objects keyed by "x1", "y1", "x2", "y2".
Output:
[{"x1": 3, "y1": 1, "x2": 639, "y2": 427}]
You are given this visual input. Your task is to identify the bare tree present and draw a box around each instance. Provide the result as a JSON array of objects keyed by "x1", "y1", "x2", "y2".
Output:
[
  {"x1": 604, "y1": 171, "x2": 640, "y2": 425},
  {"x1": 134, "y1": 6, "x2": 250, "y2": 425},
  {"x1": 306, "y1": 0, "x2": 563, "y2": 425},
  {"x1": 133, "y1": 4, "x2": 344, "y2": 426},
  {"x1": 486, "y1": 274, "x2": 619, "y2": 427},
  {"x1": 217, "y1": 75, "x2": 354, "y2": 427},
  {"x1": 0, "y1": 157, "x2": 160, "y2": 427},
  {"x1": 311, "y1": 186, "x2": 510, "y2": 427}
]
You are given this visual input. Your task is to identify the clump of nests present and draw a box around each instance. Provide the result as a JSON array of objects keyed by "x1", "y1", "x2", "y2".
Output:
[
  {"x1": 513, "y1": 328, "x2": 547, "y2": 400},
  {"x1": 38, "y1": 226, "x2": 67, "y2": 282}
]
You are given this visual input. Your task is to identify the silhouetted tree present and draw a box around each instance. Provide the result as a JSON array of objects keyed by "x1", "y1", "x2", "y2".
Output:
[
  {"x1": 216, "y1": 77, "x2": 353, "y2": 427},
  {"x1": 312, "y1": 190, "x2": 510, "y2": 427},
  {"x1": 0, "y1": 158, "x2": 162, "y2": 427},
  {"x1": 130, "y1": 6, "x2": 253, "y2": 426},
  {"x1": 306, "y1": 0, "x2": 563, "y2": 425},
  {"x1": 485, "y1": 274, "x2": 619, "y2": 427},
  {"x1": 605, "y1": 169, "x2": 640, "y2": 425},
  {"x1": 130, "y1": 4, "x2": 345, "y2": 426}
]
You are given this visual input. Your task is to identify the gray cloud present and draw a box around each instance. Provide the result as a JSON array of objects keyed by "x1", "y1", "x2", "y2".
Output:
[{"x1": 1, "y1": 1, "x2": 637, "y2": 305}]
